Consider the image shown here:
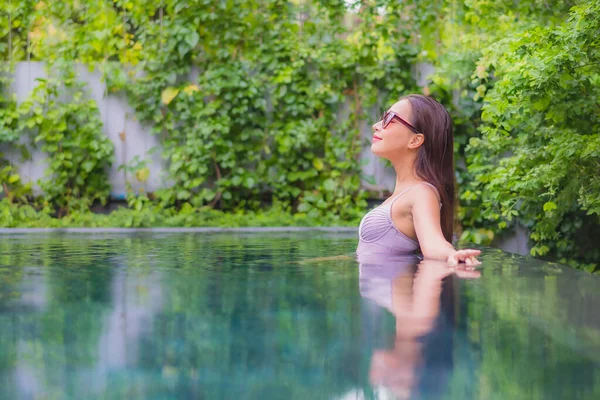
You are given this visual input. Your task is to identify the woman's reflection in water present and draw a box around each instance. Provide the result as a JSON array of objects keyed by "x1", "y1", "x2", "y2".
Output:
[{"x1": 358, "y1": 253, "x2": 480, "y2": 399}]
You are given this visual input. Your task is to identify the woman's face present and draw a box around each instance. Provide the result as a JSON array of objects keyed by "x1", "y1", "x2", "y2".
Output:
[{"x1": 370, "y1": 99, "x2": 418, "y2": 161}]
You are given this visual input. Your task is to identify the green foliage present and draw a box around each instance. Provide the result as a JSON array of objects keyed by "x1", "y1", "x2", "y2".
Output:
[
  {"x1": 1, "y1": 0, "x2": 421, "y2": 222},
  {"x1": 0, "y1": 0, "x2": 37, "y2": 62},
  {"x1": 119, "y1": 0, "x2": 418, "y2": 220},
  {"x1": 416, "y1": 0, "x2": 598, "y2": 271},
  {"x1": 464, "y1": 1, "x2": 600, "y2": 270},
  {"x1": 14, "y1": 62, "x2": 114, "y2": 213},
  {"x1": 0, "y1": 76, "x2": 20, "y2": 144},
  {"x1": 0, "y1": 64, "x2": 32, "y2": 203},
  {"x1": 0, "y1": 197, "x2": 358, "y2": 228}
]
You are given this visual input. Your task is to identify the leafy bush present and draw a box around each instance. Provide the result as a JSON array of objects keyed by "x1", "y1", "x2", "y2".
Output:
[
  {"x1": 1, "y1": 0, "x2": 421, "y2": 221},
  {"x1": 466, "y1": 2, "x2": 600, "y2": 271}
]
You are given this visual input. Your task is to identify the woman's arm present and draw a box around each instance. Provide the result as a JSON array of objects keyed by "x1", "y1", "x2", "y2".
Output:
[{"x1": 411, "y1": 185, "x2": 481, "y2": 266}]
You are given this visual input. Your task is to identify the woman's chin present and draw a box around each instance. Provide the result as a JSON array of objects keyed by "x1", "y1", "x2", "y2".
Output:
[{"x1": 370, "y1": 143, "x2": 385, "y2": 157}]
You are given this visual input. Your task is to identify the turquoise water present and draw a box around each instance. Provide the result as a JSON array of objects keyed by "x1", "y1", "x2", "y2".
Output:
[{"x1": 0, "y1": 232, "x2": 599, "y2": 399}]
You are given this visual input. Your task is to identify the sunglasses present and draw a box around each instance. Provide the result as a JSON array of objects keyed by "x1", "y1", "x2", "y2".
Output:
[{"x1": 379, "y1": 110, "x2": 420, "y2": 134}]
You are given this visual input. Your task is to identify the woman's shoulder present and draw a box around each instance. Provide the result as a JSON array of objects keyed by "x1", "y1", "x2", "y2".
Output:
[{"x1": 410, "y1": 181, "x2": 441, "y2": 203}]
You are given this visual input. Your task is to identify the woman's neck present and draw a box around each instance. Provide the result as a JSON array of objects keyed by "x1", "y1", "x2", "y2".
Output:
[{"x1": 391, "y1": 158, "x2": 420, "y2": 193}]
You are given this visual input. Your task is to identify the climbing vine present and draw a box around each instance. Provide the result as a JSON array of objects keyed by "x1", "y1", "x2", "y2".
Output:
[
  {"x1": 2, "y1": 0, "x2": 420, "y2": 220},
  {"x1": 116, "y1": 0, "x2": 419, "y2": 221},
  {"x1": 17, "y1": 62, "x2": 114, "y2": 212}
]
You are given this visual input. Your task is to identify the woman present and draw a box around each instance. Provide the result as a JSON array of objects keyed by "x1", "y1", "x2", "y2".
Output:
[{"x1": 357, "y1": 94, "x2": 481, "y2": 266}]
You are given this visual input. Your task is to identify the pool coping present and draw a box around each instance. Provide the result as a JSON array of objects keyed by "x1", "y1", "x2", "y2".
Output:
[{"x1": 0, "y1": 227, "x2": 358, "y2": 234}]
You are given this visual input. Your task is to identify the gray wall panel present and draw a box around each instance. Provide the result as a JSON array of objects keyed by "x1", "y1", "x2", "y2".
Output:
[{"x1": 6, "y1": 62, "x2": 166, "y2": 198}]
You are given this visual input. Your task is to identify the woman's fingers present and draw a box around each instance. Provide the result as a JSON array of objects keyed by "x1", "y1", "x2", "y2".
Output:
[
  {"x1": 448, "y1": 249, "x2": 482, "y2": 266},
  {"x1": 445, "y1": 249, "x2": 483, "y2": 279},
  {"x1": 458, "y1": 249, "x2": 481, "y2": 257},
  {"x1": 466, "y1": 256, "x2": 482, "y2": 267}
]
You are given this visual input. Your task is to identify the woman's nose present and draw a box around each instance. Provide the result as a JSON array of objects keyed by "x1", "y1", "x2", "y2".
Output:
[{"x1": 372, "y1": 120, "x2": 382, "y2": 131}]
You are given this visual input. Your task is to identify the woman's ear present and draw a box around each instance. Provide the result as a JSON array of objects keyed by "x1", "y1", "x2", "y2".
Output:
[{"x1": 408, "y1": 133, "x2": 425, "y2": 149}]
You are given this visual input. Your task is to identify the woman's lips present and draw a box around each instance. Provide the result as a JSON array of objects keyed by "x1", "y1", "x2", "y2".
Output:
[{"x1": 373, "y1": 134, "x2": 382, "y2": 141}]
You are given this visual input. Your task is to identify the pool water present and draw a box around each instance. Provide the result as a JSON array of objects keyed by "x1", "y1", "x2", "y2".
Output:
[{"x1": 0, "y1": 232, "x2": 599, "y2": 399}]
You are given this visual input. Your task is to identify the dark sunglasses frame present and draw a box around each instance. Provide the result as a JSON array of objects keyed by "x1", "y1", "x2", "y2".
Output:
[{"x1": 379, "y1": 110, "x2": 420, "y2": 134}]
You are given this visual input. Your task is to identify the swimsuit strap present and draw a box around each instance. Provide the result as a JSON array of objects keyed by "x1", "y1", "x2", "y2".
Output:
[
  {"x1": 382, "y1": 187, "x2": 414, "y2": 209},
  {"x1": 387, "y1": 182, "x2": 442, "y2": 217}
]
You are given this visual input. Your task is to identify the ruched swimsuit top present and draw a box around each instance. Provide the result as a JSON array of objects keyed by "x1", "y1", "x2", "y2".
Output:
[{"x1": 357, "y1": 183, "x2": 440, "y2": 255}]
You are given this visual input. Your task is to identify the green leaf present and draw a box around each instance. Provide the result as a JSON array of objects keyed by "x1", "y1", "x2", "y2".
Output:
[
  {"x1": 312, "y1": 158, "x2": 324, "y2": 171},
  {"x1": 177, "y1": 189, "x2": 191, "y2": 200},
  {"x1": 57, "y1": 119, "x2": 67, "y2": 132},
  {"x1": 323, "y1": 179, "x2": 337, "y2": 192},
  {"x1": 533, "y1": 97, "x2": 550, "y2": 111},
  {"x1": 161, "y1": 87, "x2": 180, "y2": 105},
  {"x1": 82, "y1": 161, "x2": 95, "y2": 173},
  {"x1": 543, "y1": 201, "x2": 557, "y2": 212},
  {"x1": 362, "y1": 174, "x2": 376, "y2": 185},
  {"x1": 8, "y1": 174, "x2": 20, "y2": 184},
  {"x1": 185, "y1": 31, "x2": 200, "y2": 49},
  {"x1": 135, "y1": 167, "x2": 150, "y2": 183},
  {"x1": 297, "y1": 203, "x2": 311, "y2": 213},
  {"x1": 244, "y1": 177, "x2": 255, "y2": 188}
]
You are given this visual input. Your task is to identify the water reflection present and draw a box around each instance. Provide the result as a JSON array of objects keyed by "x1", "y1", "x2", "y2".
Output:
[
  {"x1": 1, "y1": 234, "x2": 600, "y2": 399},
  {"x1": 359, "y1": 253, "x2": 480, "y2": 399},
  {"x1": 1, "y1": 256, "x2": 166, "y2": 399},
  {"x1": 0, "y1": 233, "x2": 366, "y2": 399}
]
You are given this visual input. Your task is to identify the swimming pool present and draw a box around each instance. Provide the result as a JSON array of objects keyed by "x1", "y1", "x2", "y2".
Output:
[{"x1": 0, "y1": 231, "x2": 599, "y2": 399}]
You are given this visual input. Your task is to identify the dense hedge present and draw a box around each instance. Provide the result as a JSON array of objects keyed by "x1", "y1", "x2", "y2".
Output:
[{"x1": 0, "y1": 0, "x2": 598, "y2": 270}]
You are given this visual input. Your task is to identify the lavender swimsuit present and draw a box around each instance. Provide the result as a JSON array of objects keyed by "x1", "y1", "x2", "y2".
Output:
[{"x1": 357, "y1": 183, "x2": 440, "y2": 255}]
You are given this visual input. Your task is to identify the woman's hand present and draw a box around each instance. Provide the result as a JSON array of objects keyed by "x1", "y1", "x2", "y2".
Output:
[
  {"x1": 418, "y1": 259, "x2": 481, "y2": 279},
  {"x1": 447, "y1": 249, "x2": 481, "y2": 267}
]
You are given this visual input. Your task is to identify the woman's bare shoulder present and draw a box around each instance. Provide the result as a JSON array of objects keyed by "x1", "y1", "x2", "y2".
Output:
[{"x1": 409, "y1": 182, "x2": 440, "y2": 204}]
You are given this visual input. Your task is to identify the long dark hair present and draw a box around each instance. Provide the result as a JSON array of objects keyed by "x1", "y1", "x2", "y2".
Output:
[{"x1": 403, "y1": 94, "x2": 455, "y2": 243}]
